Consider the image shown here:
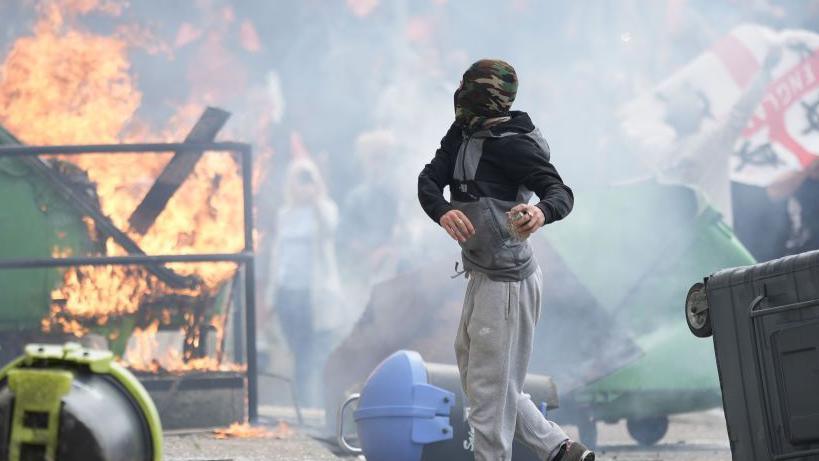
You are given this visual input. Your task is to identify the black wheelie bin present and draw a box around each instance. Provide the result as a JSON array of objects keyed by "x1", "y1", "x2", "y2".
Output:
[{"x1": 686, "y1": 250, "x2": 819, "y2": 461}]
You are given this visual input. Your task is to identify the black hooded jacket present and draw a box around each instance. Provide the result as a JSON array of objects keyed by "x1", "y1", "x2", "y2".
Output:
[{"x1": 418, "y1": 111, "x2": 574, "y2": 225}]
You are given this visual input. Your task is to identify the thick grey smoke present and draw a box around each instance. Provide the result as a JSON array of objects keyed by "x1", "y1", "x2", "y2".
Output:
[{"x1": 4, "y1": 0, "x2": 819, "y2": 441}]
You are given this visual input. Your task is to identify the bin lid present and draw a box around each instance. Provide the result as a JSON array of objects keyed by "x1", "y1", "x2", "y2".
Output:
[{"x1": 354, "y1": 350, "x2": 454, "y2": 449}]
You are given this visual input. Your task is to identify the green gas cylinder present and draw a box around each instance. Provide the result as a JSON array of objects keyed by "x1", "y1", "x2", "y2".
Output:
[{"x1": 0, "y1": 343, "x2": 162, "y2": 461}]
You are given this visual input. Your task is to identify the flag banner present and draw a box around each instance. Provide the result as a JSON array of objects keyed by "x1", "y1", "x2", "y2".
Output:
[{"x1": 621, "y1": 24, "x2": 819, "y2": 187}]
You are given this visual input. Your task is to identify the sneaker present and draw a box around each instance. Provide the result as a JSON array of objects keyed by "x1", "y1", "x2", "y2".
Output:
[{"x1": 554, "y1": 440, "x2": 595, "y2": 461}]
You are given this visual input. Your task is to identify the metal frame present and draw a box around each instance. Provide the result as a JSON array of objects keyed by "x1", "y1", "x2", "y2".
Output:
[{"x1": 0, "y1": 141, "x2": 259, "y2": 422}]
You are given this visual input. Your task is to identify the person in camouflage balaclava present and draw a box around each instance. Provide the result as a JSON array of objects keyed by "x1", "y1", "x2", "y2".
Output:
[
  {"x1": 454, "y1": 59, "x2": 519, "y2": 130},
  {"x1": 419, "y1": 60, "x2": 592, "y2": 460}
]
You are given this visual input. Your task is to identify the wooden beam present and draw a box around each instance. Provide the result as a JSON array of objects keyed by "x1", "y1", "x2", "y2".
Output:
[{"x1": 128, "y1": 107, "x2": 231, "y2": 235}]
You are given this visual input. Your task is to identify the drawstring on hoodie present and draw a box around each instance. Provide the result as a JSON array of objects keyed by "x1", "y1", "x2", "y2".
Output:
[{"x1": 451, "y1": 261, "x2": 467, "y2": 279}]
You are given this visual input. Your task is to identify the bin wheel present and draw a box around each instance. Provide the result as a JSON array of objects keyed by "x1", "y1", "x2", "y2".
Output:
[
  {"x1": 686, "y1": 282, "x2": 712, "y2": 338},
  {"x1": 627, "y1": 416, "x2": 669, "y2": 446},
  {"x1": 577, "y1": 416, "x2": 598, "y2": 450}
]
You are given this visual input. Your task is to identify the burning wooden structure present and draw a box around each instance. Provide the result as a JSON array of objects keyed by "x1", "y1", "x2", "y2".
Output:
[{"x1": 0, "y1": 111, "x2": 259, "y2": 428}]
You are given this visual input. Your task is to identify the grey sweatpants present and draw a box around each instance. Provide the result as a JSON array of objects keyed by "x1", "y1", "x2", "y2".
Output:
[{"x1": 455, "y1": 267, "x2": 569, "y2": 461}]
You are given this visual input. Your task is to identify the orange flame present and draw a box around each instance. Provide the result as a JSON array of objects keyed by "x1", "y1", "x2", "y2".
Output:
[
  {"x1": 213, "y1": 422, "x2": 294, "y2": 440},
  {"x1": 0, "y1": 1, "x2": 139, "y2": 145},
  {"x1": 0, "y1": 0, "x2": 250, "y2": 372},
  {"x1": 122, "y1": 318, "x2": 245, "y2": 373}
]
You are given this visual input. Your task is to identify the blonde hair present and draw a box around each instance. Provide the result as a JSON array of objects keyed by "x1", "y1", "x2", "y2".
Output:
[{"x1": 283, "y1": 158, "x2": 328, "y2": 206}]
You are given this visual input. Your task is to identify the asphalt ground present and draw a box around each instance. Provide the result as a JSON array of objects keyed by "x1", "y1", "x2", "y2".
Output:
[
  {"x1": 164, "y1": 409, "x2": 732, "y2": 461},
  {"x1": 581, "y1": 410, "x2": 731, "y2": 461}
]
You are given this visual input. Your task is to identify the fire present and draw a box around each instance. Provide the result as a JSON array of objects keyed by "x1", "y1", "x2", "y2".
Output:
[
  {"x1": 50, "y1": 265, "x2": 151, "y2": 318},
  {"x1": 135, "y1": 150, "x2": 245, "y2": 287},
  {"x1": 122, "y1": 321, "x2": 162, "y2": 372},
  {"x1": 0, "y1": 0, "x2": 139, "y2": 145},
  {"x1": 213, "y1": 422, "x2": 294, "y2": 440},
  {"x1": 0, "y1": 0, "x2": 250, "y2": 372},
  {"x1": 123, "y1": 320, "x2": 245, "y2": 373}
]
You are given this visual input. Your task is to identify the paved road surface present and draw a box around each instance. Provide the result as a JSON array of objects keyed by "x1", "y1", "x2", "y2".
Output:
[
  {"x1": 164, "y1": 409, "x2": 732, "y2": 461},
  {"x1": 580, "y1": 410, "x2": 731, "y2": 461}
]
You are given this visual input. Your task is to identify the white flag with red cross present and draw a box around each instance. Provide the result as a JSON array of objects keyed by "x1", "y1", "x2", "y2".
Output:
[{"x1": 621, "y1": 24, "x2": 819, "y2": 188}]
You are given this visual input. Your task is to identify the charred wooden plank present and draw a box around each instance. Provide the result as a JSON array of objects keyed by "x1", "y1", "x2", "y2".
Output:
[{"x1": 128, "y1": 107, "x2": 230, "y2": 235}]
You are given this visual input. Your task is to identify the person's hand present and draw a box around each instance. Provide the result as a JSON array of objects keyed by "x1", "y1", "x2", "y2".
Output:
[
  {"x1": 439, "y1": 210, "x2": 475, "y2": 242},
  {"x1": 508, "y1": 204, "x2": 545, "y2": 239}
]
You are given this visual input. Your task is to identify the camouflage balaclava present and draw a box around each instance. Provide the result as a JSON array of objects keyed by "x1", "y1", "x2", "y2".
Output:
[{"x1": 454, "y1": 59, "x2": 518, "y2": 130}]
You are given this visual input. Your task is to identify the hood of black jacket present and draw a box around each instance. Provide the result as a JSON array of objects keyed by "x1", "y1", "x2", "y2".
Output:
[{"x1": 487, "y1": 111, "x2": 535, "y2": 136}]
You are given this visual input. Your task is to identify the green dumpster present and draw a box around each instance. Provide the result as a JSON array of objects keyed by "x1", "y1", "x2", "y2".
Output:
[
  {"x1": 0, "y1": 127, "x2": 101, "y2": 362},
  {"x1": 546, "y1": 180, "x2": 755, "y2": 446}
]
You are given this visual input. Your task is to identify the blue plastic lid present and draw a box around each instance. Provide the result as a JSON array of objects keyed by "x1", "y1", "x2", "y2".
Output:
[{"x1": 353, "y1": 350, "x2": 455, "y2": 461}]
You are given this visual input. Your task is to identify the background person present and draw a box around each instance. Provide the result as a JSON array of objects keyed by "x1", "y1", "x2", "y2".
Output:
[
  {"x1": 271, "y1": 158, "x2": 343, "y2": 407},
  {"x1": 337, "y1": 130, "x2": 400, "y2": 319}
]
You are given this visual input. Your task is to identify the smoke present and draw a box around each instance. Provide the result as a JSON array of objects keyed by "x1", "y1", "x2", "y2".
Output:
[{"x1": 3, "y1": 0, "x2": 819, "y2": 437}]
